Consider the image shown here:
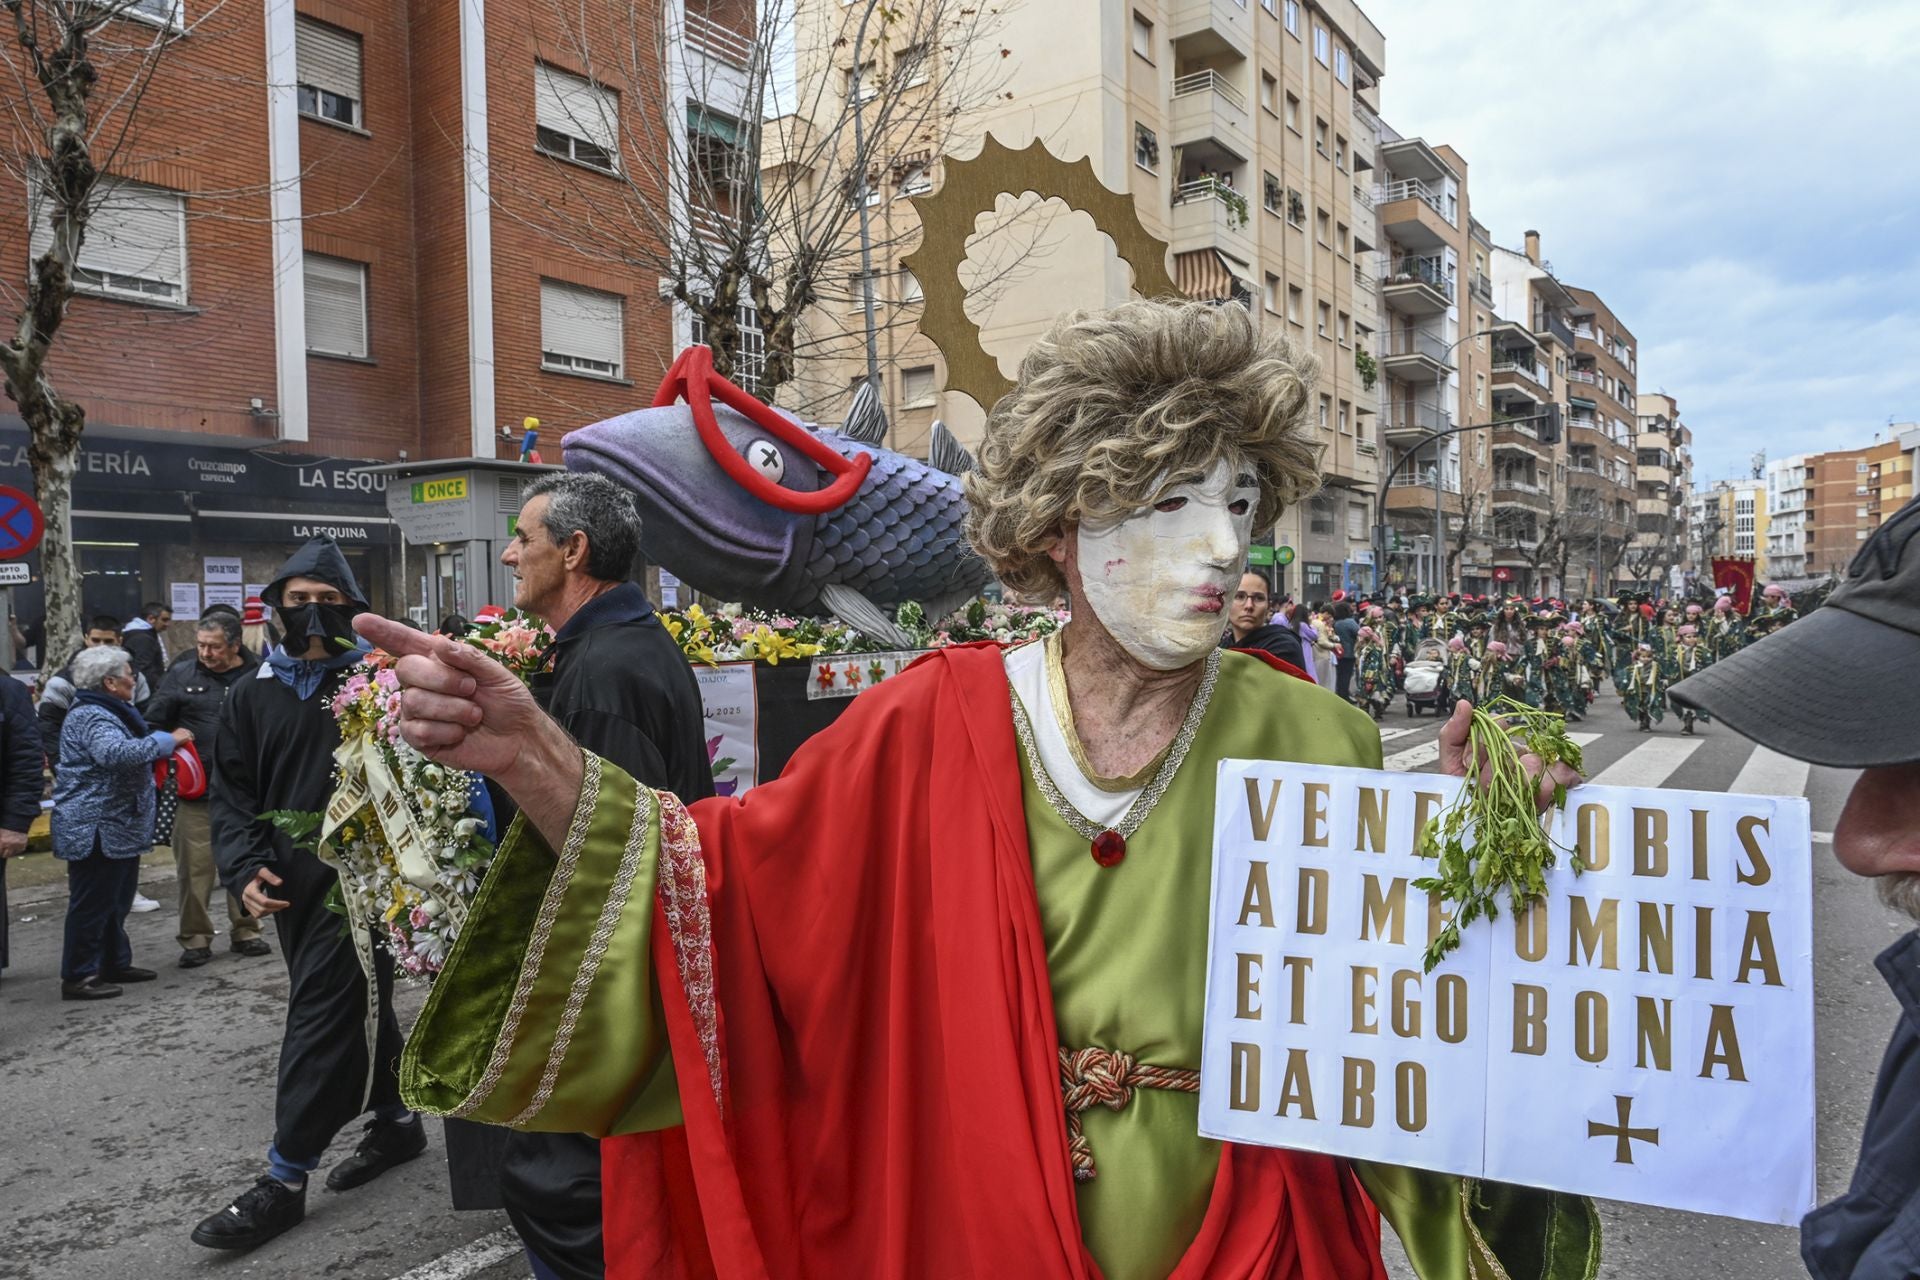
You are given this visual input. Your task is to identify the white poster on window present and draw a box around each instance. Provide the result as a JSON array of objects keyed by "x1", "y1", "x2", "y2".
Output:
[
  {"x1": 659, "y1": 570, "x2": 680, "y2": 609},
  {"x1": 694, "y1": 662, "x2": 757, "y2": 797},
  {"x1": 203, "y1": 556, "x2": 243, "y2": 584},
  {"x1": 1199, "y1": 760, "x2": 1814, "y2": 1225},
  {"x1": 170, "y1": 582, "x2": 201, "y2": 619},
  {"x1": 203, "y1": 584, "x2": 244, "y2": 613}
]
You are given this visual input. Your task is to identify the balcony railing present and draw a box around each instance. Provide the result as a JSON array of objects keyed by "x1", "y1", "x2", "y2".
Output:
[
  {"x1": 1389, "y1": 470, "x2": 1461, "y2": 494},
  {"x1": 1373, "y1": 178, "x2": 1443, "y2": 215},
  {"x1": 1379, "y1": 254, "x2": 1453, "y2": 300},
  {"x1": 1353, "y1": 100, "x2": 1382, "y2": 138},
  {"x1": 685, "y1": 12, "x2": 755, "y2": 67},
  {"x1": 1384, "y1": 402, "x2": 1451, "y2": 437},
  {"x1": 1171, "y1": 177, "x2": 1250, "y2": 229},
  {"x1": 1470, "y1": 271, "x2": 1493, "y2": 302},
  {"x1": 1572, "y1": 323, "x2": 1597, "y2": 341},
  {"x1": 1172, "y1": 68, "x2": 1246, "y2": 111},
  {"x1": 1383, "y1": 329, "x2": 1452, "y2": 364},
  {"x1": 1566, "y1": 368, "x2": 1598, "y2": 385},
  {"x1": 1492, "y1": 357, "x2": 1549, "y2": 389},
  {"x1": 1536, "y1": 311, "x2": 1575, "y2": 348},
  {"x1": 1351, "y1": 182, "x2": 1374, "y2": 211}
]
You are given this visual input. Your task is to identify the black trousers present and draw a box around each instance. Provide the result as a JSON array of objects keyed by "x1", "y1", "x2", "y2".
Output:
[
  {"x1": 1335, "y1": 658, "x2": 1356, "y2": 702},
  {"x1": 60, "y1": 840, "x2": 139, "y2": 981},
  {"x1": 271, "y1": 851, "x2": 404, "y2": 1162},
  {"x1": 502, "y1": 1131, "x2": 605, "y2": 1279}
]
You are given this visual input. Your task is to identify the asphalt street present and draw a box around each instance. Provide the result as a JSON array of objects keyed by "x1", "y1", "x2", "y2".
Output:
[{"x1": 0, "y1": 692, "x2": 1893, "y2": 1280}]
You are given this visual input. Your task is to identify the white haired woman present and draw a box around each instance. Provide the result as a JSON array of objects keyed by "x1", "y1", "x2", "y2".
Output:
[{"x1": 53, "y1": 644, "x2": 193, "y2": 1000}]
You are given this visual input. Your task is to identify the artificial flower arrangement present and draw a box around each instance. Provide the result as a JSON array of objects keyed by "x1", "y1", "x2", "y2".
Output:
[{"x1": 663, "y1": 597, "x2": 1071, "y2": 666}]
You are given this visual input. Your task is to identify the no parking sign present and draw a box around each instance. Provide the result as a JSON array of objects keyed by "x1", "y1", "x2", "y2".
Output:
[{"x1": 0, "y1": 484, "x2": 44, "y2": 560}]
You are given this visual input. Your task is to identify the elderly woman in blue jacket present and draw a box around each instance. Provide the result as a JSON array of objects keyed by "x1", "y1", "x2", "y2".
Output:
[{"x1": 54, "y1": 645, "x2": 193, "y2": 1001}]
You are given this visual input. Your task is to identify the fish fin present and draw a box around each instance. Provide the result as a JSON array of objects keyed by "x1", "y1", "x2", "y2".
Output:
[
  {"x1": 841, "y1": 379, "x2": 890, "y2": 445},
  {"x1": 820, "y1": 583, "x2": 917, "y2": 649},
  {"x1": 927, "y1": 420, "x2": 975, "y2": 476}
]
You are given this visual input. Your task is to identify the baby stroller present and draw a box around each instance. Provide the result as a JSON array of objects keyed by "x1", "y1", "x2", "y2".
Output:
[{"x1": 1403, "y1": 639, "x2": 1450, "y2": 717}]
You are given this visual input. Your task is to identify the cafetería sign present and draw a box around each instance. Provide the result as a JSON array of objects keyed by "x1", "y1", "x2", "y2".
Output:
[{"x1": 1200, "y1": 761, "x2": 1814, "y2": 1225}]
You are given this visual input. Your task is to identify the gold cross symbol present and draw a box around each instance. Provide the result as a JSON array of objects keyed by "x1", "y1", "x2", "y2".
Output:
[{"x1": 1587, "y1": 1094, "x2": 1660, "y2": 1165}]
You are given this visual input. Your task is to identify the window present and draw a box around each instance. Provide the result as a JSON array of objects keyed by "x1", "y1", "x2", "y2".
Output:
[
  {"x1": 1315, "y1": 207, "x2": 1330, "y2": 244},
  {"x1": 1131, "y1": 12, "x2": 1154, "y2": 62},
  {"x1": 1313, "y1": 25, "x2": 1329, "y2": 65},
  {"x1": 126, "y1": 0, "x2": 182, "y2": 27},
  {"x1": 843, "y1": 60, "x2": 877, "y2": 102},
  {"x1": 846, "y1": 273, "x2": 870, "y2": 311},
  {"x1": 1309, "y1": 494, "x2": 1335, "y2": 534},
  {"x1": 1334, "y1": 134, "x2": 1347, "y2": 170},
  {"x1": 1336, "y1": 221, "x2": 1349, "y2": 256},
  {"x1": 896, "y1": 43, "x2": 930, "y2": 87},
  {"x1": 303, "y1": 254, "x2": 367, "y2": 357},
  {"x1": 1134, "y1": 122, "x2": 1159, "y2": 172},
  {"x1": 29, "y1": 175, "x2": 187, "y2": 304},
  {"x1": 1474, "y1": 372, "x2": 1486, "y2": 408},
  {"x1": 899, "y1": 267, "x2": 922, "y2": 303},
  {"x1": 902, "y1": 365, "x2": 937, "y2": 408},
  {"x1": 1287, "y1": 284, "x2": 1304, "y2": 324},
  {"x1": 897, "y1": 162, "x2": 932, "y2": 197},
  {"x1": 689, "y1": 301, "x2": 764, "y2": 394},
  {"x1": 1263, "y1": 272, "x2": 1280, "y2": 313},
  {"x1": 1260, "y1": 71, "x2": 1277, "y2": 114},
  {"x1": 1284, "y1": 0, "x2": 1301, "y2": 36},
  {"x1": 296, "y1": 17, "x2": 362, "y2": 128},
  {"x1": 1337, "y1": 311, "x2": 1349, "y2": 344},
  {"x1": 1335, "y1": 47, "x2": 1349, "y2": 85},
  {"x1": 1261, "y1": 0, "x2": 1276, "y2": 14},
  {"x1": 1338, "y1": 400, "x2": 1350, "y2": 434},
  {"x1": 1319, "y1": 395, "x2": 1331, "y2": 431},
  {"x1": 535, "y1": 63, "x2": 618, "y2": 171},
  {"x1": 1284, "y1": 92, "x2": 1300, "y2": 132},
  {"x1": 1262, "y1": 171, "x2": 1282, "y2": 215},
  {"x1": 1314, "y1": 117, "x2": 1329, "y2": 157},
  {"x1": 1316, "y1": 301, "x2": 1330, "y2": 337},
  {"x1": 1287, "y1": 188, "x2": 1305, "y2": 225},
  {"x1": 1347, "y1": 501, "x2": 1367, "y2": 540},
  {"x1": 540, "y1": 279, "x2": 623, "y2": 378}
]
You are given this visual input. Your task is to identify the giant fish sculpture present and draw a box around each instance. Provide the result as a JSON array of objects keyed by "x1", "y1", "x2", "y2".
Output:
[{"x1": 563, "y1": 346, "x2": 990, "y2": 644}]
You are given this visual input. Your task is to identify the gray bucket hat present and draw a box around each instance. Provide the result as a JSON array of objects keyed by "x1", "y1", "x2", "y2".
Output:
[{"x1": 1668, "y1": 493, "x2": 1920, "y2": 767}]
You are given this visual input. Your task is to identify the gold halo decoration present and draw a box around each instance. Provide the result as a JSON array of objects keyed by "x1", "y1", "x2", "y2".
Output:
[{"x1": 900, "y1": 135, "x2": 1178, "y2": 416}]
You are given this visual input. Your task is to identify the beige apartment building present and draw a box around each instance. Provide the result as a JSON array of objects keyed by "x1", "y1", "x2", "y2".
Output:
[
  {"x1": 782, "y1": 0, "x2": 1390, "y2": 599},
  {"x1": 1631, "y1": 393, "x2": 1692, "y2": 591},
  {"x1": 1804, "y1": 438, "x2": 1915, "y2": 577}
]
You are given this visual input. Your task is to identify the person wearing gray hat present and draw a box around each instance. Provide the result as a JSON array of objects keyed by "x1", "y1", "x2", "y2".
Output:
[{"x1": 1669, "y1": 495, "x2": 1920, "y2": 1279}]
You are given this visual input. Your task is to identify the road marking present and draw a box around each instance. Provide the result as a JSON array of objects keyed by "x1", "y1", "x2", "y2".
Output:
[
  {"x1": 1377, "y1": 726, "x2": 1422, "y2": 742},
  {"x1": 1728, "y1": 745, "x2": 1812, "y2": 799},
  {"x1": 1813, "y1": 831, "x2": 1834, "y2": 844},
  {"x1": 388, "y1": 1228, "x2": 522, "y2": 1280},
  {"x1": 1386, "y1": 730, "x2": 1599, "y2": 774},
  {"x1": 1586, "y1": 736, "x2": 1704, "y2": 789}
]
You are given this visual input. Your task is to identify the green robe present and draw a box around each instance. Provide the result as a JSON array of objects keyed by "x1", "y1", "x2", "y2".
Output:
[{"x1": 403, "y1": 651, "x2": 1598, "y2": 1280}]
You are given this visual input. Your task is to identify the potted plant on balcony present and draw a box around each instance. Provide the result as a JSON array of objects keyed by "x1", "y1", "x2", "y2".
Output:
[{"x1": 1354, "y1": 347, "x2": 1378, "y2": 391}]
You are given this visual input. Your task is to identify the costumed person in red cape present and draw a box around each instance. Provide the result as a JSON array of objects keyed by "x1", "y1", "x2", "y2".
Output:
[{"x1": 361, "y1": 301, "x2": 1597, "y2": 1280}]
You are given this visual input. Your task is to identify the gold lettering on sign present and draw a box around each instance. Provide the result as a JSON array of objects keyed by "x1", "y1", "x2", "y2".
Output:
[
  {"x1": 1735, "y1": 815, "x2": 1773, "y2": 887},
  {"x1": 1396, "y1": 1061, "x2": 1428, "y2": 1134},
  {"x1": 1426, "y1": 889, "x2": 1452, "y2": 945},
  {"x1": 1390, "y1": 969, "x2": 1422, "y2": 1038},
  {"x1": 1361, "y1": 874, "x2": 1408, "y2": 945},
  {"x1": 1342, "y1": 1057, "x2": 1375, "y2": 1128},
  {"x1": 1699, "y1": 1004, "x2": 1748, "y2": 1081},
  {"x1": 1574, "y1": 990, "x2": 1609, "y2": 1064},
  {"x1": 1412, "y1": 791, "x2": 1444, "y2": 844},
  {"x1": 1297, "y1": 867, "x2": 1329, "y2": 935},
  {"x1": 1280, "y1": 955, "x2": 1313, "y2": 1026},
  {"x1": 1513, "y1": 898, "x2": 1548, "y2": 962},
  {"x1": 1694, "y1": 904, "x2": 1714, "y2": 980},
  {"x1": 1235, "y1": 953, "x2": 1263, "y2": 1020},
  {"x1": 1691, "y1": 809, "x2": 1711, "y2": 880},
  {"x1": 1512, "y1": 984, "x2": 1547, "y2": 1055},
  {"x1": 1636, "y1": 995, "x2": 1672, "y2": 1071},
  {"x1": 1237, "y1": 862, "x2": 1275, "y2": 927},
  {"x1": 1356, "y1": 787, "x2": 1390, "y2": 853},
  {"x1": 1736, "y1": 911, "x2": 1783, "y2": 987},
  {"x1": 1245, "y1": 777, "x2": 1283, "y2": 842},
  {"x1": 1229, "y1": 1042, "x2": 1261, "y2": 1111},
  {"x1": 1301, "y1": 782, "x2": 1331, "y2": 847},
  {"x1": 1638, "y1": 901, "x2": 1674, "y2": 975},
  {"x1": 1633, "y1": 807, "x2": 1669, "y2": 877},
  {"x1": 1350, "y1": 965, "x2": 1380, "y2": 1035},
  {"x1": 1577, "y1": 803, "x2": 1611, "y2": 871},
  {"x1": 1568, "y1": 897, "x2": 1620, "y2": 970},
  {"x1": 1275, "y1": 1048, "x2": 1316, "y2": 1119},
  {"x1": 1435, "y1": 974, "x2": 1468, "y2": 1045}
]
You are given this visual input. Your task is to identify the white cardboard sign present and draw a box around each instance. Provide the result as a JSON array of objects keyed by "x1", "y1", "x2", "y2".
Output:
[
  {"x1": 694, "y1": 661, "x2": 758, "y2": 797},
  {"x1": 1200, "y1": 760, "x2": 1814, "y2": 1225}
]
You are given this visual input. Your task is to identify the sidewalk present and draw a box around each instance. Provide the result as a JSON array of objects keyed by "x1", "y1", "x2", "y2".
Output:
[{"x1": 6, "y1": 844, "x2": 178, "y2": 910}]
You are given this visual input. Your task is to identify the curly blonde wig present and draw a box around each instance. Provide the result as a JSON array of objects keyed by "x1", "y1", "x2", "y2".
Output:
[{"x1": 965, "y1": 298, "x2": 1323, "y2": 601}]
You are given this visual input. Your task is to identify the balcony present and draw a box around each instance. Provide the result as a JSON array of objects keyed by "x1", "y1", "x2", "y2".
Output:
[
  {"x1": 1566, "y1": 367, "x2": 1598, "y2": 386},
  {"x1": 1535, "y1": 310, "x2": 1576, "y2": 349},
  {"x1": 1167, "y1": 0, "x2": 1254, "y2": 60},
  {"x1": 1491, "y1": 356, "x2": 1551, "y2": 394},
  {"x1": 1351, "y1": 182, "x2": 1374, "y2": 212},
  {"x1": 1492, "y1": 418, "x2": 1544, "y2": 453},
  {"x1": 1170, "y1": 69, "x2": 1252, "y2": 158},
  {"x1": 1383, "y1": 401, "x2": 1451, "y2": 447},
  {"x1": 686, "y1": 12, "x2": 754, "y2": 67},
  {"x1": 1169, "y1": 176, "x2": 1254, "y2": 257},
  {"x1": 1172, "y1": 67, "x2": 1244, "y2": 111},
  {"x1": 1493, "y1": 479, "x2": 1551, "y2": 513},
  {"x1": 1372, "y1": 179, "x2": 1451, "y2": 250},
  {"x1": 1379, "y1": 329, "x2": 1453, "y2": 383},
  {"x1": 1386, "y1": 476, "x2": 1464, "y2": 516},
  {"x1": 1378, "y1": 255, "x2": 1452, "y2": 315},
  {"x1": 1470, "y1": 271, "x2": 1493, "y2": 303}
]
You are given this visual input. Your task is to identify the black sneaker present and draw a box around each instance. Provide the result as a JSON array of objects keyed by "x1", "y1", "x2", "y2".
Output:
[
  {"x1": 190, "y1": 1176, "x2": 306, "y2": 1251},
  {"x1": 103, "y1": 965, "x2": 157, "y2": 983},
  {"x1": 61, "y1": 976, "x2": 122, "y2": 1001},
  {"x1": 325, "y1": 1115, "x2": 427, "y2": 1191},
  {"x1": 179, "y1": 948, "x2": 214, "y2": 969},
  {"x1": 231, "y1": 937, "x2": 272, "y2": 958}
]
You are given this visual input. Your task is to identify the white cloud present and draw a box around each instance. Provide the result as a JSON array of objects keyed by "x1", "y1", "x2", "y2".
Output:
[{"x1": 1363, "y1": 0, "x2": 1920, "y2": 478}]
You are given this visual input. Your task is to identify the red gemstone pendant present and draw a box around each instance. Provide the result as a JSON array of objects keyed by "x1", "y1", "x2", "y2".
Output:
[{"x1": 1090, "y1": 830, "x2": 1127, "y2": 867}]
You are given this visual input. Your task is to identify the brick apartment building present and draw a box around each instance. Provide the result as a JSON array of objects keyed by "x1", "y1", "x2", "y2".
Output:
[{"x1": 0, "y1": 0, "x2": 748, "y2": 640}]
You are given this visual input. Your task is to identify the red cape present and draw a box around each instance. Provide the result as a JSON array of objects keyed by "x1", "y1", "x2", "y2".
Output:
[{"x1": 605, "y1": 644, "x2": 1383, "y2": 1279}]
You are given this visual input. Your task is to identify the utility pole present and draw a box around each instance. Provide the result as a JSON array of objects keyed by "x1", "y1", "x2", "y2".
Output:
[{"x1": 849, "y1": 0, "x2": 883, "y2": 395}]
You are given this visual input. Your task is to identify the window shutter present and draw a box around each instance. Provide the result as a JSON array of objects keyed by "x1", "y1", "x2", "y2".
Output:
[
  {"x1": 304, "y1": 254, "x2": 367, "y2": 356},
  {"x1": 535, "y1": 63, "x2": 617, "y2": 154},
  {"x1": 541, "y1": 280, "x2": 623, "y2": 369},
  {"x1": 296, "y1": 17, "x2": 361, "y2": 101},
  {"x1": 32, "y1": 178, "x2": 186, "y2": 298}
]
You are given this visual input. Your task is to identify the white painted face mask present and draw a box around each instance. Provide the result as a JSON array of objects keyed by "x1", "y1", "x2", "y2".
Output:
[{"x1": 1074, "y1": 459, "x2": 1259, "y2": 671}]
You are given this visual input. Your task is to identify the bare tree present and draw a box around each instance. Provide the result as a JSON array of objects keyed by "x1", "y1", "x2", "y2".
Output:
[
  {"x1": 502, "y1": 0, "x2": 1022, "y2": 409},
  {"x1": 0, "y1": 0, "x2": 181, "y2": 672},
  {"x1": 1446, "y1": 489, "x2": 1484, "y2": 588}
]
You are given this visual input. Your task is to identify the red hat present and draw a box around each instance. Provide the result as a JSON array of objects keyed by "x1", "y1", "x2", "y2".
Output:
[
  {"x1": 1331, "y1": 589, "x2": 1347, "y2": 602},
  {"x1": 1639, "y1": 602, "x2": 1655, "y2": 619},
  {"x1": 243, "y1": 596, "x2": 267, "y2": 626},
  {"x1": 475, "y1": 605, "x2": 506, "y2": 624}
]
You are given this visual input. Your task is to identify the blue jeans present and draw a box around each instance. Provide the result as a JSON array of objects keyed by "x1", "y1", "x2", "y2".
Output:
[{"x1": 61, "y1": 838, "x2": 139, "y2": 981}]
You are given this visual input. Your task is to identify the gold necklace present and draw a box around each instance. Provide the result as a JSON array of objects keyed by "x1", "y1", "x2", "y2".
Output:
[{"x1": 1043, "y1": 630, "x2": 1170, "y2": 792}]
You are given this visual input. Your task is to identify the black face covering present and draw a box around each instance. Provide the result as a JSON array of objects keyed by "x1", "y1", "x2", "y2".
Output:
[{"x1": 281, "y1": 602, "x2": 360, "y2": 656}]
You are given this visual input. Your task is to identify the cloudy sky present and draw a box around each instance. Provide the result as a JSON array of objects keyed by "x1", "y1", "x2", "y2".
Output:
[{"x1": 1361, "y1": 0, "x2": 1920, "y2": 483}]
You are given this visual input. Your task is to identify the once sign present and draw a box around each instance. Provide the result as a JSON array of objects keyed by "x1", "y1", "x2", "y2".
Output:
[{"x1": 1200, "y1": 760, "x2": 1814, "y2": 1225}]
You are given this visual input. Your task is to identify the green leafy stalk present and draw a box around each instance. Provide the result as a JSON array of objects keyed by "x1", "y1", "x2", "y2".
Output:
[
  {"x1": 1411, "y1": 698, "x2": 1585, "y2": 972},
  {"x1": 260, "y1": 808, "x2": 324, "y2": 856}
]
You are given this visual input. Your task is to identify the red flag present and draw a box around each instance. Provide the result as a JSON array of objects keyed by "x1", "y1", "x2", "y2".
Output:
[{"x1": 1711, "y1": 556, "x2": 1757, "y2": 613}]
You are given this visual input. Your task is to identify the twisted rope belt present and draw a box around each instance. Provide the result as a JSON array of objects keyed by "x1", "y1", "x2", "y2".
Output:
[{"x1": 1058, "y1": 1047, "x2": 1199, "y2": 1183}]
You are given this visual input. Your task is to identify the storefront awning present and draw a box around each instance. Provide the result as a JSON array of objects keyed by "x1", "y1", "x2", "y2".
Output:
[{"x1": 1174, "y1": 249, "x2": 1252, "y2": 303}]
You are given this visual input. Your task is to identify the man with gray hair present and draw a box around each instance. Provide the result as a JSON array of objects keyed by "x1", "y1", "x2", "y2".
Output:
[
  {"x1": 146, "y1": 612, "x2": 265, "y2": 968},
  {"x1": 479, "y1": 471, "x2": 713, "y2": 1279}
]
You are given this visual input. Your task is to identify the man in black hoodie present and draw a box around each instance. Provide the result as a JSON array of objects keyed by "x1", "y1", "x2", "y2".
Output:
[
  {"x1": 191, "y1": 538, "x2": 422, "y2": 1253},
  {"x1": 1220, "y1": 570, "x2": 1306, "y2": 671}
]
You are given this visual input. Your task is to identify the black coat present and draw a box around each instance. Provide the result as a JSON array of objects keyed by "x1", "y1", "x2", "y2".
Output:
[
  {"x1": 1223, "y1": 622, "x2": 1308, "y2": 672},
  {"x1": 145, "y1": 652, "x2": 258, "y2": 761},
  {"x1": 209, "y1": 664, "x2": 349, "y2": 897},
  {"x1": 121, "y1": 624, "x2": 167, "y2": 691},
  {"x1": 0, "y1": 674, "x2": 43, "y2": 971}
]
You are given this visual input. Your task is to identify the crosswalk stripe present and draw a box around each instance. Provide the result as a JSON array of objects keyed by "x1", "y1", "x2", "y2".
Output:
[
  {"x1": 1727, "y1": 745, "x2": 1812, "y2": 799},
  {"x1": 1383, "y1": 730, "x2": 1599, "y2": 774},
  {"x1": 1585, "y1": 736, "x2": 1704, "y2": 789},
  {"x1": 1377, "y1": 726, "x2": 1422, "y2": 743}
]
